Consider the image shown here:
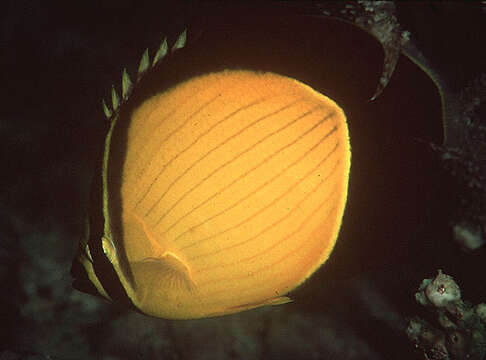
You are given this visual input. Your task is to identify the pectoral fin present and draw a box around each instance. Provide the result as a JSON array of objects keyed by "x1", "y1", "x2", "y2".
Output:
[{"x1": 130, "y1": 251, "x2": 195, "y2": 306}]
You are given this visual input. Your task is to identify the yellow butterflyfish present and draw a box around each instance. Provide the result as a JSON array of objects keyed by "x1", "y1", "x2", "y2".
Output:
[{"x1": 72, "y1": 32, "x2": 350, "y2": 320}]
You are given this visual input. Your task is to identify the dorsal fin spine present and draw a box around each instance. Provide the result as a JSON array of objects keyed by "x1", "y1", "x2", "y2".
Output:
[{"x1": 102, "y1": 29, "x2": 187, "y2": 122}]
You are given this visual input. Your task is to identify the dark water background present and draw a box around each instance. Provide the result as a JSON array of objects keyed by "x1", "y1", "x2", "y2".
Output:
[{"x1": 1, "y1": 2, "x2": 485, "y2": 359}]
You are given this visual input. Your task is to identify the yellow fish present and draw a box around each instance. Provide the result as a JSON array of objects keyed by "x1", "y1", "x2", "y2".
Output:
[{"x1": 72, "y1": 30, "x2": 351, "y2": 319}]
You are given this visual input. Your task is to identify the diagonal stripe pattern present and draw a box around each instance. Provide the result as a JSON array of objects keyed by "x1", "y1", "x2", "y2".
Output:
[{"x1": 108, "y1": 70, "x2": 350, "y2": 319}]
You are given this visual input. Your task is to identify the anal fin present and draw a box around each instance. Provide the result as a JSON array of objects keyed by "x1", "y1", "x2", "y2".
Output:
[{"x1": 224, "y1": 296, "x2": 293, "y2": 313}]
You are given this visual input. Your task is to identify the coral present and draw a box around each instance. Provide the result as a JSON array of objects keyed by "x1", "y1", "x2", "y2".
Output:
[{"x1": 407, "y1": 270, "x2": 486, "y2": 360}]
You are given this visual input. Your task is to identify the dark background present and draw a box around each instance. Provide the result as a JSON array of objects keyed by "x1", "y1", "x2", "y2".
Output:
[{"x1": 1, "y1": 2, "x2": 485, "y2": 359}]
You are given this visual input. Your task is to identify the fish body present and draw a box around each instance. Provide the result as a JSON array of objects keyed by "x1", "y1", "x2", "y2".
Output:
[{"x1": 72, "y1": 35, "x2": 350, "y2": 320}]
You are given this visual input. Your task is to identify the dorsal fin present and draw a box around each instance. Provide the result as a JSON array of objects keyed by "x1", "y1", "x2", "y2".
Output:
[{"x1": 101, "y1": 29, "x2": 188, "y2": 123}]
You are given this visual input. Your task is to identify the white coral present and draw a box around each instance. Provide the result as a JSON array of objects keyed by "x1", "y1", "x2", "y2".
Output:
[{"x1": 425, "y1": 270, "x2": 461, "y2": 308}]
